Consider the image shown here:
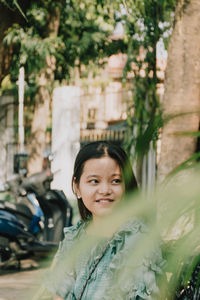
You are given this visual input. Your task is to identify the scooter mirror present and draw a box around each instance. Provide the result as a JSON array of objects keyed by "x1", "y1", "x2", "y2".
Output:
[
  {"x1": 0, "y1": 183, "x2": 9, "y2": 192},
  {"x1": 18, "y1": 186, "x2": 27, "y2": 196}
]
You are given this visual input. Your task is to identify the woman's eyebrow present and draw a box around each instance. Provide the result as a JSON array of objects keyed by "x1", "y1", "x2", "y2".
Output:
[
  {"x1": 111, "y1": 173, "x2": 122, "y2": 177},
  {"x1": 86, "y1": 174, "x2": 99, "y2": 178},
  {"x1": 85, "y1": 173, "x2": 122, "y2": 178}
]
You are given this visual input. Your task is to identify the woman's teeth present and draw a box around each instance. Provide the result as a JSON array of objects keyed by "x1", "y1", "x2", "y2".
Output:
[{"x1": 96, "y1": 199, "x2": 113, "y2": 203}]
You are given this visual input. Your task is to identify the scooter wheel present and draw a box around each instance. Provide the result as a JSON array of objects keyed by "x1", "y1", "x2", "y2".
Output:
[
  {"x1": 0, "y1": 237, "x2": 12, "y2": 262},
  {"x1": 0, "y1": 246, "x2": 11, "y2": 262}
]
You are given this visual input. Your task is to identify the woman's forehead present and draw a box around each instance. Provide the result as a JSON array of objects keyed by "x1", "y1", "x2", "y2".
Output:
[{"x1": 82, "y1": 156, "x2": 121, "y2": 174}]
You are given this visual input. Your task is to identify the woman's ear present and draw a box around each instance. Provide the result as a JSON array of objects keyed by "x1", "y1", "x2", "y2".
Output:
[{"x1": 73, "y1": 177, "x2": 81, "y2": 198}]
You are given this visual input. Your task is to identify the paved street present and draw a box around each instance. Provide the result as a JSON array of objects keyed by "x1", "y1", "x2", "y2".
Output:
[{"x1": 0, "y1": 259, "x2": 48, "y2": 300}]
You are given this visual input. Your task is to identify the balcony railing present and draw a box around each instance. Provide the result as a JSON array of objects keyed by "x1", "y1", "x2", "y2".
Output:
[{"x1": 80, "y1": 128, "x2": 126, "y2": 146}]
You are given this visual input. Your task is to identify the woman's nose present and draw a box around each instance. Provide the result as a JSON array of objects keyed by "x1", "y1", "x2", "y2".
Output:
[{"x1": 98, "y1": 182, "x2": 111, "y2": 194}]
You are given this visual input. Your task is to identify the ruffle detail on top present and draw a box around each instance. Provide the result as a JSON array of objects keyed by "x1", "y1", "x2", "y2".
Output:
[
  {"x1": 44, "y1": 220, "x2": 85, "y2": 298},
  {"x1": 97, "y1": 218, "x2": 165, "y2": 300},
  {"x1": 45, "y1": 218, "x2": 165, "y2": 300}
]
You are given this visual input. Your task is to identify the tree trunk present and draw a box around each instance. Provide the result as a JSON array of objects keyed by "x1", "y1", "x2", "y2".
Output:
[
  {"x1": 0, "y1": 3, "x2": 28, "y2": 84},
  {"x1": 27, "y1": 7, "x2": 61, "y2": 174},
  {"x1": 157, "y1": 0, "x2": 200, "y2": 183}
]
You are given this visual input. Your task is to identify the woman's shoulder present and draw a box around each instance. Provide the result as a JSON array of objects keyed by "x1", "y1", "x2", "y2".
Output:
[
  {"x1": 110, "y1": 217, "x2": 164, "y2": 264},
  {"x1": 115, "y1": 217, "x2": 148, "y2": 237},
  {"x1": 63, "y1": 219, "x2": 92, "y2": 243},
  {"x1": 105, "y1": 217, "x2": 148, "y2": 256},
  {"x1": 55, "y1": 220, "x2": 86, "y2": 258},
  {"x1": 44, "y1": 222, "x2": 85, "y2": 298},
  {"x1": 63, "y1": 219, "x2": 85, "y2": 239}
]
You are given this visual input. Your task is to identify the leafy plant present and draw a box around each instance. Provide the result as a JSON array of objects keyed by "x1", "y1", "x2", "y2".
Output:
[
  {"x1": 113, "y1": 0, "x2": 177, "y2": 183},
  {"x1": 0, "y1": 0, "x2": 27, "y2": 19},
  {"x1": 29, "y1": 165, "x2": 200, "y2": 300}
]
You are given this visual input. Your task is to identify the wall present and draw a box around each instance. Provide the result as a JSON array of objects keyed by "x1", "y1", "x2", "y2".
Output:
[
  {"x1": 51, "y1": 86, "x2": 81, "y2": 200},
  {"x1": 0, "y1": 95, "x2": 14, "y2": 184}
]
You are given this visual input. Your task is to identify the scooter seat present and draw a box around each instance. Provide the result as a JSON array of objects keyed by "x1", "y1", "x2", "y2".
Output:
[{"x1": 1, "y1": 201, "x2": 33, "y2": 219}]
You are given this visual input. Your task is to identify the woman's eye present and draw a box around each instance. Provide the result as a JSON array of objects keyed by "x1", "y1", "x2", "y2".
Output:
[
  {"x1": 112, "y1": 178, "x2": 121, "y2": 184},
  {"x1": 89, "y1": 179, "x2": 98, "y2": 184}
]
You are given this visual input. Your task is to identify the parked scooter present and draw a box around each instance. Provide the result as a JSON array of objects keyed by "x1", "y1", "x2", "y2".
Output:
[{"x1": 0, "y1": 169, "x2": 73, "y2": 268}]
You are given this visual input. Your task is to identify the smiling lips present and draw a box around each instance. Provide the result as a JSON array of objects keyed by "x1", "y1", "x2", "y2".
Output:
[{"x1": 95, "y1": 199, "x2": 114, "y2": 204}]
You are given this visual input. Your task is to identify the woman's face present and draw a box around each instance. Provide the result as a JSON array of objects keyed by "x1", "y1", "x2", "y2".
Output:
[{"x1": 74, "y1": 156, "x2": 125, "y2": 222}]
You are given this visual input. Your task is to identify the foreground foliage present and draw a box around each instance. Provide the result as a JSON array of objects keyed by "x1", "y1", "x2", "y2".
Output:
[{"x1": 27, "y1": 166, "x2": 200, "y2": 299}]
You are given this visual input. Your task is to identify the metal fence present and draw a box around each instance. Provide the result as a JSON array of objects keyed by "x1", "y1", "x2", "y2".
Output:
[{"x1": 80, "y1": 128, "x2": 126, "y2": 146}]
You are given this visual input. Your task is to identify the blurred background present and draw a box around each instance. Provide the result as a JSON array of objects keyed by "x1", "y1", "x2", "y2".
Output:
[
  {"x1": 0, "y1": 1, "x2": 170, "y2": 202},
  {"x1": 1, "y1": 0, "x2": 199, "y2": 202},
  {"x1": 0, "y1": 0, "x2": 200, "y2": 299}
]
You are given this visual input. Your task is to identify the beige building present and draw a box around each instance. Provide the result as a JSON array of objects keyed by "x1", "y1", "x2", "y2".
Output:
[{"x1": 79, "y1": 51, "x2": 166, "y2": 145}]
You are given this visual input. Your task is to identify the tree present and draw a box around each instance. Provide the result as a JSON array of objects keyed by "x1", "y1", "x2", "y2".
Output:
[
  {"x1": 0, "y1": 1, "x2": 29, "y2": 84},
  {"x1": 2, "y1": 1, "x2": 63, "y2": 174},
  {"x1": 25, "y1": 1, "x2": 62, "y2": 174},
  {"x1": 115, "y1": 0, "x2": 176, "y2": 185},
  {"x1": 2, "y1": 0, "x2": 122, "y2": 174},
  {"x1": 157, "y1": 0, "x2": 200, "y2": 182}
]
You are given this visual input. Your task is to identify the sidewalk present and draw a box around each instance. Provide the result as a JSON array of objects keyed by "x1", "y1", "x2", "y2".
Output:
[{"x1": 0, "y1": 259, "x2": 47, "y2": 300}]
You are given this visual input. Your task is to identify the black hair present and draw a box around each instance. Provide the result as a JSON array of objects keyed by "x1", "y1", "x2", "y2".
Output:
[{"x1": 72, "y1": 141, "x2": 137, "y2": 221}]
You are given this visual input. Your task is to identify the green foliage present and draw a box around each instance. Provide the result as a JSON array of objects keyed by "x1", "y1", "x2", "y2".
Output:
[
  {"x1": 0, "y1": 0, "x2": 27, "y2": 20},
  {"x1": 55, "y1": 0, "x2": 119, "y2": 82},
  {"x1": 0, "y1": 75, "x2": 13, "y2": 96},
  {"x1": 2, "y1": 0, "x2": 127, "y2": 142},
  {"x1": 3, "y1": 0, "x2": 124, "y2": 89},
  {"x1": 1, "y1": 0, "x2": 178, "y2": 159},
  {"x1": 112, "y1": 0, "x2": 177, "y2": 174},
  {"x1": 31, "y1": 167, "x2": 200, "y2": 299},
  {"x1": 4, "y1": 24, "x2": 62, "y2": 81}
]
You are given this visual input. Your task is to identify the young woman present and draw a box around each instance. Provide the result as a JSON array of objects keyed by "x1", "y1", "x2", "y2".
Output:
[{"x1": 42, "y1": 141, "x2": 164, "y2": 300}]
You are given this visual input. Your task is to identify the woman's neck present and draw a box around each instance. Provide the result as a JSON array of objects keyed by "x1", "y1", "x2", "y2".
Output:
[{"x1": 86, "y1": 216, "x2": 115, "y2": 238}]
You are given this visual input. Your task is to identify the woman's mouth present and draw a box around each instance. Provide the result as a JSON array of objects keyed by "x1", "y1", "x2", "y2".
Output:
[{"x1": 95, "y1": 199, "x2": 114, "y2": 203}]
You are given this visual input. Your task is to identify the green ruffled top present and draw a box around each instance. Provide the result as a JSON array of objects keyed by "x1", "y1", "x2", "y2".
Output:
[{"x1": 45, "y1": 218, "x2": 165, "y2": 300}]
